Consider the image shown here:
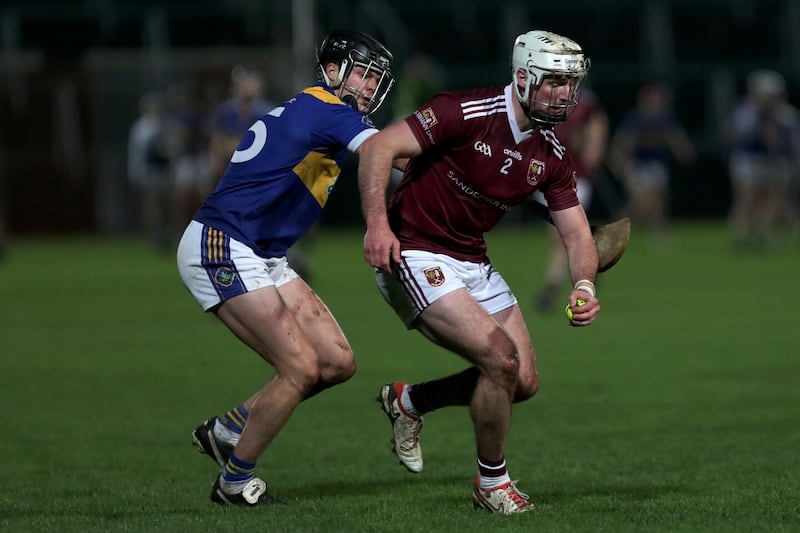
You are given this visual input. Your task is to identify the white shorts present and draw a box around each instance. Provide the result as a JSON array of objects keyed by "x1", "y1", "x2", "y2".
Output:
[
  {"x1": 177, "y1": 220, "x2": 299, "y2": 311},
  {"x1": 628, "y1": 160, "x2": 669, "y2": 189},
  {"x1": 376, "y1": 250, "x2": 517, "y2": 329},
  {"x1": 730, "y1": 153, "x2": 794, "y2": 186},
  {"x1": 173, "y1": 154, "x2": 213, "y2": 189}
]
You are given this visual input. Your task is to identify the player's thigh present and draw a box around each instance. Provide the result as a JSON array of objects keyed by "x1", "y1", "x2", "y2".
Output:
[
  {"x1": 417, "y1": 289, "x2": 516, "y2": 371},
  {"x1": 215, "y1": 286, "x2": 317, "y2": 375},
  {"x1": 178, "y1": 221, "x2": 318, "y2": 375},
  {"x1": 277, "y1": 278, "x2": 354, "y2": 369},
  {"x1": 381, "y1": 250, "x2": 518, "y2": 370},
  {"x1": 492, "y1": 305, "x2": 539, "y2": 399}
]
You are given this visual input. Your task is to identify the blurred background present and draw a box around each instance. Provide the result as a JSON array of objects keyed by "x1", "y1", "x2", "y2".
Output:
[
  {"x1": 1, "y1": 4, "x2": 798, "y2": 527},
  {"x1": 0, "y1": 0, "x2": 798, "y2": 249}
]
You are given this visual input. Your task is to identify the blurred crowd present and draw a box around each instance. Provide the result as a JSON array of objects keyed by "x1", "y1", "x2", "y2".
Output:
[
  {"x1": 726, "y1": 70, "x2": 800, "y2": 250},
  {"x1": 541, "y1": 69, "x2": 800, "y2": 257},
  {"x1": 532, "y1": 69, "x2": 800, "y2": 310},
  {"x1": 127, "y1": 66, "x2": 275, "y2": 252},
  {"x1": 124, "y1": 61, "x2": 800, "y2": 272}
]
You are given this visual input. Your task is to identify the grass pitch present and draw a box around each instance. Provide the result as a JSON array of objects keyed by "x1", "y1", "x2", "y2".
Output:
[{"x1": 1, "y1": 221, "x2": 798, "y2": 532}]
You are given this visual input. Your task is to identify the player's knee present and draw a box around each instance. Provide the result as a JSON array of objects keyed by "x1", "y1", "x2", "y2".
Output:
[
  {"x1": 514, "y1": 372, "x2": 539, "y2": 402},
  {"x1": 484, "y1": 337, "x2": 520, "y2": 390},
  {"x1": 327, "y1": 356, "x2": 356, "y2": 384},
  {"x1": 498, "y1": 350, "x2": 521, "y2": 385},
  {"x1": 287, "y1": 357, "x2": 322, "y2": 394},
  {"x1": 317, "y1": 342, "x2": 356, "y2": 384}
]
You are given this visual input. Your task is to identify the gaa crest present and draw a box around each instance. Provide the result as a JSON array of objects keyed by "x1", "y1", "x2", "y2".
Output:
[
  {"x1": 214, "y1": 267, "x2": 236, "y2": 287},
  {"x1": 527, "y1": 158, "x2": 545, "y2": 185},
  {"x1": 422, "y1": 266, "x2": 445, "y2": 287}
]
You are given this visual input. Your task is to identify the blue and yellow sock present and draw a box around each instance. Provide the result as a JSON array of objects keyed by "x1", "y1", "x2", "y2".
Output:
[
  {"x1": 218, "y1": 404, "x2": 248, "y2": 435},
  {"x1": 220, "y1": 452, "x2": 257, "y2": 493}
]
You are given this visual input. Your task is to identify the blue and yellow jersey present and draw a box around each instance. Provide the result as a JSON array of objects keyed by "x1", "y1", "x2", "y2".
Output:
[{"x1": 194, "y1": 83, "x2": 377, "y2": 257}]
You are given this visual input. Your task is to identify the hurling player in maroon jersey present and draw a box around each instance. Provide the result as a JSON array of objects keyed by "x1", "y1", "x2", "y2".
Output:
[
  {"x1": 358, "y1": 30, "x2": 600, "y2": 514},
  {"x1": 532, "y1": 88, "x2": 609, "y2": 311}
]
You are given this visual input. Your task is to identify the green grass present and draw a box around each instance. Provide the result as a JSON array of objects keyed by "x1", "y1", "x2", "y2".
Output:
[{"x1": 1, "y1": 221, "x2": 799, "y2": 532}]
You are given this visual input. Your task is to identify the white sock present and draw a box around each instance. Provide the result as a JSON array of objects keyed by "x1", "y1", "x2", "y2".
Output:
[
  {"x1": 400, "y1": 386, "x2": 420, "y2": 417},
  {"x1": 218, "y1": 474, "x2": 249, "y2": 494},
  {"x1": 213, "y1": 419, "x2": 241, "y2": 445},
  {"x1": 479, "y1": 472, "x2": 511, "y2": 490}
]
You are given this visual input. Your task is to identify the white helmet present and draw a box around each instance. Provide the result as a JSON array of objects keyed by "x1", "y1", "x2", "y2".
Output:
[{"x1": 511, "y1": 30, "x2": 590, "y2": 125}]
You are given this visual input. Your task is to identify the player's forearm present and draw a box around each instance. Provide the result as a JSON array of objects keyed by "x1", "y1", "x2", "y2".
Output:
[
  {"x1": 357, "y1": 140, "x2": 394, "y2": 228},
  {"x1": 566, "y1": 234, "x2": 599, "y2": 287}
]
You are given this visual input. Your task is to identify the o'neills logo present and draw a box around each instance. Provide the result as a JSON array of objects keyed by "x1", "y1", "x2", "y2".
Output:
[
  {"x1": 527, "y1": 158, "x2": 545, "y2": 185},
  {"x1": 422, "y1": 266, "x2": 445, "y2": 287}
]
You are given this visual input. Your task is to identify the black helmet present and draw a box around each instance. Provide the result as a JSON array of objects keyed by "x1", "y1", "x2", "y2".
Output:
[{"x1": 316, "y1": 30, "x2": 394, "y2": 115}]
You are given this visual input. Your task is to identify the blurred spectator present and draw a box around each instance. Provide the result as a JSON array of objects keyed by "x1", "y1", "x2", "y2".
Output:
[
  {"x1": 726, "y1": 70, "x2": 800, "y2": 249},
  {"x1": 127, "y1": 91, "x2": 173, "y2": 250},
  {"x1": 609, "y1": 81, "x2": 696, "y2": 246},
  {"x1": 205, "y1": 67, "x2": 324, "y2": 277},
  {"x1": 533, "y1": 88, "x2": 609, "y2": 311},
  {"x1": 209, "y1": 66, "x2": 275, "y2": 183},
  {"x1": 167, "y1": 82, "x2": 212, "y2": 243}
]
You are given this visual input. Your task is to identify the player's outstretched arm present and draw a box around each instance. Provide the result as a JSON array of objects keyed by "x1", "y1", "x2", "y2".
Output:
[{"x1": 357, "y1": 121, "x2": 422, "y2": 272}]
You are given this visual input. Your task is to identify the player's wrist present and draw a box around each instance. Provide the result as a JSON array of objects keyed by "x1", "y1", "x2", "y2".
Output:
[{"x1": 573, "y1": 279, "x2": 595, "y2": 298}]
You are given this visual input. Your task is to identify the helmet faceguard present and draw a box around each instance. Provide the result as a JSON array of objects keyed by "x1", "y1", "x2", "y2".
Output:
[
  {"x1": 511, "y1": 30, "x2": 590, "y2": 126},
  {"x1": 316, "y1": 30, "x2": 395, "y2": 115}
]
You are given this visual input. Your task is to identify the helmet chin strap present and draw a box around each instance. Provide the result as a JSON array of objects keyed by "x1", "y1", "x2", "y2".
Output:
[
  {"x1": 514, "y1": 83, "x2": 535, "y2": 125},
  {"x1": 520, "y1": 102, "x2": 536, "y2": 123}
]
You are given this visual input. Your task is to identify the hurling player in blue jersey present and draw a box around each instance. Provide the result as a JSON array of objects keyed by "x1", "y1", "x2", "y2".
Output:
[{"x1": 176, "y1": 30, "x2": 394, "y2": 506}]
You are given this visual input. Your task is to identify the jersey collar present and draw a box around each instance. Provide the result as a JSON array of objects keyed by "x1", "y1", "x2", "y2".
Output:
[{"x1": 505, "y1": 84, "x2": 534, "y2": 145}]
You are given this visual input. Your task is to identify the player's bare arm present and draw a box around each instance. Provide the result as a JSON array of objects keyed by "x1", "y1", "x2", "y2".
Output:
[
  {"x1": 392, "y1": 157, "x2": 410, "y2": 171},
  {"x1": 358, "y1": 120, "x2": 422, "y2": 271},
  {"x1": 551, "y1": 205, "x2": 600, "y2": 326}
]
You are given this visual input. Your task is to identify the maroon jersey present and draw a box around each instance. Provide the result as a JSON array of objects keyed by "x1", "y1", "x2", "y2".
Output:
[{"x1": 389, "y1": 84, "x2": 580, "y2": 262}]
